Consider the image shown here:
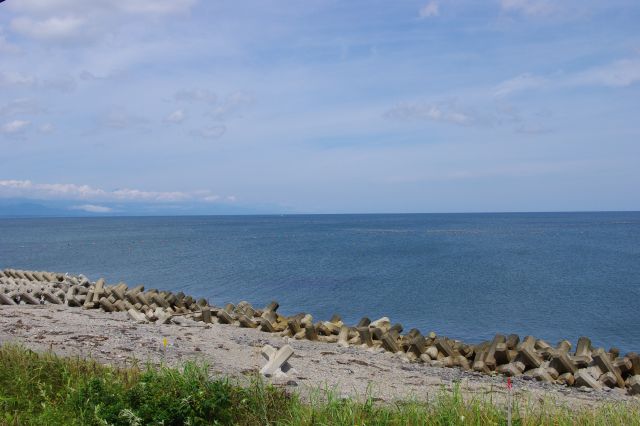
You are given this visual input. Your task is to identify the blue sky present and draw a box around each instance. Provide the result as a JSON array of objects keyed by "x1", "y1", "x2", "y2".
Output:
[{"x1": 1, "y1": 0, "x2": 639, "y2": 214}]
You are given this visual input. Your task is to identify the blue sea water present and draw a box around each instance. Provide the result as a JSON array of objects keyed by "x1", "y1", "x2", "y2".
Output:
[{"x1": 1, "y1": 212, "x2": 639, "y2": 352}]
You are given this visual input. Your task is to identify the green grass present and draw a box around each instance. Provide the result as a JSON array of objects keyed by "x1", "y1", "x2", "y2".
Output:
[{"x1": 0, "y1": 344, "x2": 638, "y2": 425}]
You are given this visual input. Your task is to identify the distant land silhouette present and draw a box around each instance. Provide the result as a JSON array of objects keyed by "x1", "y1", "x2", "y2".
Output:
[{"x1": 0, "y1": 198, "x2": 270, "y2": 217}]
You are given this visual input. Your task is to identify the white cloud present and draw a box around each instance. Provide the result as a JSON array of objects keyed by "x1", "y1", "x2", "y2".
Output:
[
  {"x1": 0, "y1": 98, "x2": 44, "y2": 116},
  {"x1": 7, "y1": 0, "x2": 197, "y2": 17},
  {"x1": 164, "y1": 109, "x2": 186, "y2": 124},
  {"x1": 419, "y1": 1, "x2": 440, "y2": 18},
  {"x1": 118, "y1": 0, "x2": 197, "y2": 15},
  {"x1": 41, "y1": 75, "x2": 77, "y2": 92},
  {"x1": 191, "y1": 125, "x2": 227, "y2": 139},
  {"x1": 79, "y1": 70, "x2": 109, "y2": 81},
  {"x1": 494, "y1": 73, "x2": 547, "y2": 97},
  {"x1": 385, "y1": 102, "x2": 472, "y2": 126},
  {"x1": 500, "y1": 0, "x2": 555, "y2": 16},
  {"x1": 39, "y1": 123, "x2": 55, "y2": 134},
  {"x1": 0, "y1": 27, "x2": 20, "y2": 53},
  {"x1": 0, "y1": 179, "x2": 231, "y2": 203},
  {"x1": 571, "y1": 59, "x2": 640, "y2": 88},
  {"x1": 0, "y1": 71, "x2": 76, "y2": 92},
  {"x1": 495, "y1": 58, "x2": 640, "y2": 98},
  {"x1": 384, "y1": 99, "x2": 551, "y2": 133},
  {"x1": 514, "y1": 122, "x2": 552, "y2": 135},
  {"x1": 71, "y1": 204, "x2": 113, "y2": 213},
  {"x1": 1, "y1": 120, "x2": 31, "y2": 135},
  {"x1": 103, "y1": 109, "x2": 148, "y2": 130},
  {"x1": 169, "y1": 90, "x2": 252, "y2": 141},
  {"x1": 0, "y1": 37, "x2": 18, "y2": 53},
  {"x1": 208, "y1": 91, "x2": 254, "y2": 120},
  {"x1": 384, "y1": 160, "x2": 590, "y2": 184},
  {"x1": 11, "y1": 16, "x2": 86, "y2": 41},
  {"x1": 0, "y1": 71, "x2": 36, "y2": 88},
  {"x1": 173, "y1": 89, "x2": 218, "y2": 104},
  {"x1": 6, "y1": 0, "x2": 197, "y2": 43}
]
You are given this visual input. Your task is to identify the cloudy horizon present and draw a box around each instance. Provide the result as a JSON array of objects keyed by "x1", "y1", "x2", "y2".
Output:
[{"x1": 1, "y1": 0, "x2": 639, "y2": 214}]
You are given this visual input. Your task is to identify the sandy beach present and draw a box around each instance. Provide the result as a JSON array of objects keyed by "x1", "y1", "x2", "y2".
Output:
[{"x1": 1, "y1": 305, "x2": 636, "y2": 410}]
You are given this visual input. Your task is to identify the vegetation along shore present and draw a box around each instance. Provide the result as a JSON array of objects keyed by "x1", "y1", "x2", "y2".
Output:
[{"x1": 1, "y1": 267, "x2": 640, "y2": 424}]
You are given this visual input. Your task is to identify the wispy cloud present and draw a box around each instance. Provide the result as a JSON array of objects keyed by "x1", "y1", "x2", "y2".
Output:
[
  {"x1": 0, "y1": 179, "x2": 233, "y2": 204},
  {"x1": 6, "y1": 0, "x2": 196, "y2": 16},
  {"x1": 169, "y1": 89, "x2": 252, "y2": 138},
  {"x1": 419, "y1": 1, "x2": 439, "y2": 19},
  {"x1": 384, "y1": 159, "x2": 591, "y2": 184},
  {"x1": 570, "y1": 58, "x2": 640, "y2": 88},
  {"x1": 494, "y1": 73, "x2": 547, "y2": 97},
  {"x1": 384, "y1": 98, "x2": 552, "y2": 134},
  {"x1": 164, "y1": 109, "x2": 186, "y2": 124},
  {"x1": 10, "y1": 16, "x2": 86, "y2": 42},
  {"x1": 6, "y1": 0, "x2": 198, "y2": 43},
  {"x1": 1, "y1": 120, "x2": 31, "y2": 135},
  {"x1": 0, "y1": 71, "x2": 76, "y2": 92},
  {"x1": 385, "y1": 102, "x2": 473, "y2": 126},
  {"x1": 495, "y1": 57, "x2": 640, "y2": 97},
  {"x1": 0, "y1": 71, "x2": 36, "y2": 88},
  {"x1": 500, "y1": 0, "x2": 555, "y2": 17},
  {"x1": 1, "y1": 0, "x2": 638, "y2": 213},
  {"x1": 174, "y1": 90, "x2": 254, "y2": 139},
  {"x1": 102, "y1": 108, "x2": 148, "y2": 130},
  {"x1": 207, "y1": 91, "x2": 254, "y2": 121},
  {"x1": 0, "y1": 98, "x2": 44, "y2": 116},
  {"x1": 71, "y1": 204, "x2": 114, "y2": 213},
  {"x1": 117, "y1": 0, "x2": 197, "y2": 15},
  {"x1": 190, "y1": 125, "x2": 226, "y2": 140},
  {"x1": 173, "y1": 89, "x2": 217, "y2": 104},
  {"x1": 0, "y1": 27, "x2": 20, "y2": 53},
  {"x1": 39, "y1": 123, "x2": 55, "y2": 134}
]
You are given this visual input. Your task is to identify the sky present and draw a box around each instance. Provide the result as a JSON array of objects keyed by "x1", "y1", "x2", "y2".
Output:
[{"x1": 1, "y1": 0, "x2": 639, "y2": 214}]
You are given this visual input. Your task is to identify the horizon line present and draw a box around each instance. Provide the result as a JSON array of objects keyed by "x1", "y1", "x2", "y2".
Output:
[{"x1": 1, "y1": 209, "x2": 640, "y2": 219}]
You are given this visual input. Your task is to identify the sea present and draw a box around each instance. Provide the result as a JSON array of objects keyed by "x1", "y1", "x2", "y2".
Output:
[{"x1": 1, "y1": 212, "x2": 639, "y2": 353}]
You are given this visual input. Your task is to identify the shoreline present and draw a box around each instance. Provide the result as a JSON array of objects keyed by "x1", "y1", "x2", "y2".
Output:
[
  {"x1": 0, "y1": 304, "x2": 635, "y2": 408},
  {"x1": 1, "y1": 268, "x2": 639, "y2": 405}
]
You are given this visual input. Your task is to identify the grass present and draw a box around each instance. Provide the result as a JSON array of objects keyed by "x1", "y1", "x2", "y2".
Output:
[{"x1": 0, "y1": 344, "x2": 639, "y2": 425}]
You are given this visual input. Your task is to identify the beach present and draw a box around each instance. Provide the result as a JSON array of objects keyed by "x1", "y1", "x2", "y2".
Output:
[{"x1": 0, "y1": 304, "x2": 636, "y2": 409}]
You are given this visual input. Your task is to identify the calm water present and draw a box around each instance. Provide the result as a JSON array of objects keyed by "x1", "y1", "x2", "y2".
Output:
[{"x1": 1, "y1": 213, "x2": 639, "y2": 352}]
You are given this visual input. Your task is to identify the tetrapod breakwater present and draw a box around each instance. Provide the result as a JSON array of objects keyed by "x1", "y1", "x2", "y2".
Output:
[{"x1": 1, "y1": 267, "x2": 639, "y2": 396}]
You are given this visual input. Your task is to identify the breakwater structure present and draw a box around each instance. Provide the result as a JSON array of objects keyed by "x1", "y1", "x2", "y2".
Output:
[{"x1": 1, "y1": 268, "x2": 639, "y2": 396}]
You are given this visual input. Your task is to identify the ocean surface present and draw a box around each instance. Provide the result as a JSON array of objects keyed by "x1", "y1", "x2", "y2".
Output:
[{"x1": 1, "y1": 212, "x2": 639, "y2": 352}]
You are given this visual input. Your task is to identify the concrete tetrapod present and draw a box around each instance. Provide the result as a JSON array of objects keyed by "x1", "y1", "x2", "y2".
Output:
[
  {"x1": 261, "y1": 345, "x2": 297, "y2": 377},
  {"x1": 260, "y1": 344, "x2": 294, "y2": 377},
  {"x1": 3, "y1": 267, "x2": 640, "y2": 396}
]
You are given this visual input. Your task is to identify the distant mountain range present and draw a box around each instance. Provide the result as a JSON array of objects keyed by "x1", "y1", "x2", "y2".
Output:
[{"x1": 0, "y1": 198, "x2": 274, "y2": 217}]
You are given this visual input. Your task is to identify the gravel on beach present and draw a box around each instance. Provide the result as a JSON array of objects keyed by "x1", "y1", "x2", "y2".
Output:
[{"x1": 1, "y1": 305, "x2": 637, "y2": 410}]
